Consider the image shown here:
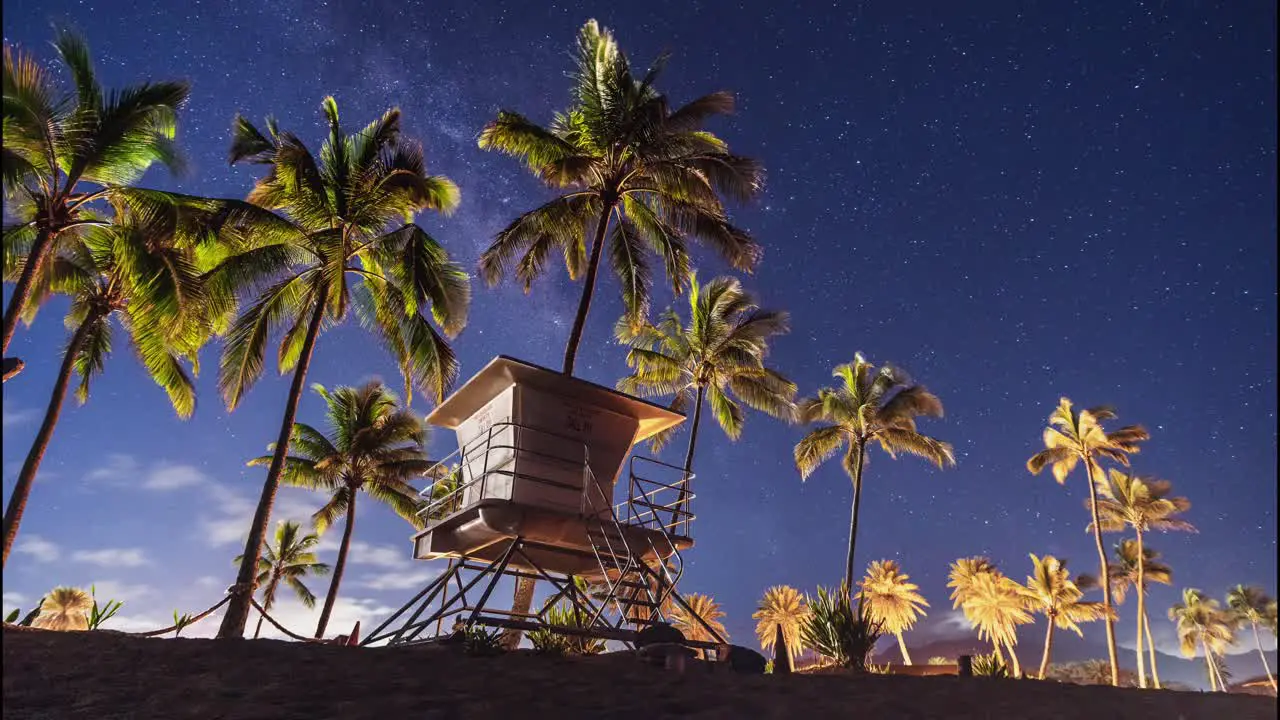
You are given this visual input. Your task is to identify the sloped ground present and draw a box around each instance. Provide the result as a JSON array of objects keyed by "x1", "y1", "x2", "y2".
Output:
[{"x1": 3, "y1": 628, "x2": 1275, "y2": 719}]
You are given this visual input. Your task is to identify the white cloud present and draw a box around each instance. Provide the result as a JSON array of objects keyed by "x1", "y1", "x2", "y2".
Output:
[
  {"x1": 85, "y1": 454, "x2": 140, "y2": 483},
  {"x1": 144, "y1": 464, "x2": 209, "y2": 490},
  {"x1": 359, "y1": 567, "x2": 441, "y2": 591},
  {"x1": 87, "y1": 580, "x2": 153, "y2": 604},
  {"x1": 2, "y1": 398, "x2": 37, "y2": 430},
  {"x1": 197, "y1": 481, "x2": 326, "y2": 549},
  {"x1": 2, "y1": 592, "x2": 26, "y2": 615},
  {"x1": 347, "y1": 541, "x2": 414, "y2": 569},
  {"x1": 14, "y1": 534, "x2": 59, "y2": 562},
  {"x1": 72, "y1": 548, "x2": 150, "y2": 568}
]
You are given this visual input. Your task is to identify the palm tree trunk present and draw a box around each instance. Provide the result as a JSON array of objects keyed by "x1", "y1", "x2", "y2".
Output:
[
  {"x1": 1252, "y1": 621, "x2": 1277, "y2": 692},
  {"x1": 671, "y1": 385, "x2": 706, "y2": 531},
  {"x1": 218, "y1": 293, "x2": 327, "y2": 639},
  {"x1": 1205, "y1": 644, "x2": 1223, "y2": 691},
  {"x1": 1005, "y1": 640, "x2": 1023, "y2": 678},
  {"x1": 1144, "y1": 611, "x2": 1161, "y2": 688},
  {"x1": 315, "y1": 489, "x2": 356, "y2": 639},
  {"x1": 1135, "y1": 529, "x2": 1147, "y2": 688},
  {"x1": 1039, "y1": 620, "x2": 1056, "y2": 679},
  {"x1": 895, "y1": 631, "x2": 913, "y2": 664},
  {"x1": 502, "y1": 572, "x2": 538, "y2": 650},
  {"x1": 1083, "y1": 460, "x2": 1120, "y2": 686},
  {"x1": 561, "y1": 201, "x2": 616, "y2": 376},
  {"x1": 1, "y1": 315, "x2": 94, "y2": 567},
  {"x1": 845, "y1": 443, "x2": 867, "y2": 599},
  {"x1": 1, "y1": 226, "x2": 55, "y2": 359}
]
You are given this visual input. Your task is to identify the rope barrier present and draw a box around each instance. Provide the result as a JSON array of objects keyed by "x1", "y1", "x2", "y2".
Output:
[
  {"x1": 120, "y1": 595, "x2": 233, "y2": 638},
  {"x1": 247, "y1": 597, "x2": 329, "y2": 644}
]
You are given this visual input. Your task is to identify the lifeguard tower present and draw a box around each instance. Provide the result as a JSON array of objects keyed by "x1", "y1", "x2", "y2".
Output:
[{"x1": 362, "y1": 356, "x2": 725, "y2": 651}]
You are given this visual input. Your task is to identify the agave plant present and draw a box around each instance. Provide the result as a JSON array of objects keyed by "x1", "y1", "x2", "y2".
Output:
[
  {"x1": 86, "y1": 584, "x2": 124, "y2": 630},
  {"x1": 800, "y1": 583, "x2": 884, "y2": 672}
]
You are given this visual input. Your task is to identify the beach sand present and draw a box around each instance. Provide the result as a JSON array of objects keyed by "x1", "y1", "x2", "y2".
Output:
[{"x1": 4, "y1": 627, "x2": 1275, "y2": 719}]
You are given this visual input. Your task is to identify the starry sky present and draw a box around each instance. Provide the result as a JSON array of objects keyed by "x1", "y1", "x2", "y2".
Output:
[{"x1": 2, "y1": 0, "x2": 1275, "y2": 675}]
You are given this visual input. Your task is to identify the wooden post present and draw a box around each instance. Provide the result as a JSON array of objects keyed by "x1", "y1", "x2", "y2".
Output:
[{"x1": 958, "y1": 655, "x2": 973, "y2": 678}]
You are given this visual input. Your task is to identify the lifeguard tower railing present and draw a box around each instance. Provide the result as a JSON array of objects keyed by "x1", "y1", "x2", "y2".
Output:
[{"x1": 360, "y1": 421, "x2": 728, "y2": 650}]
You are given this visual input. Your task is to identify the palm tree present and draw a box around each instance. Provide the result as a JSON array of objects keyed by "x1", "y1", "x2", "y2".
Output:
[
  {"x1": 794, "y1": 354, "x2": 954, "y2": 592},
  {"x1": 1107, "y1": 539, "x2": 1174, "y2": 688},
  {"x1": 235, "y1": 520, "x2": 329, "y2": 639},
  {"x1": 212, "y1": 98, "x2": 469, "y2": 639},
  {"x1": 2, "y1": 214, "x2": 205, "y2": 568},
  {"x1": 477, "y1": 19, "x2": 764, "y2": 376},
  {"x1": 753, "y1": 585, "x2": 809, "y2": 668},
  {"x1": 250, "y1": 382, "x2": 432, "y2": 638},
  {"x1": 2, "y1": 31, "x2": 189, "y2": 362},
  {"x1": 1026, "y1": 398, "x2": 1149, "y2": 685},
  {"x1": 481, "y1": 20, "x2": 763, "y2": 646},
  {"x1": 857, "y1": 560, "x2": 929, "y2": 664},
  {"x1": 30, "y1": 587, "x2": 92, "y2": 631},
  {"x1": 1226, "y1": 585, "x2": 1278, "y2": 693},
  {"x1": 949, "y1": 558, "x2": 1033, "y2": 677},
  {"x1": 1023, "y1": 554, "x2": 1109, "y2": 679},
  {"x1": 1093, "y1": 470, "x2": 1195, "y2": 688},
  {"x1": 616, "y1": 272, "x2": 795, "y2": 525},
  {"x1": 671, "y1": 592, "x2": 728, "y2": 658},
  {"x1": 1168, "y1": 588, "x2": 1236, "y2": 691}
]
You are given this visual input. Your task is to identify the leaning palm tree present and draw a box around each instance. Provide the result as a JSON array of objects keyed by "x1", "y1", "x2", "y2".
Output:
[
  {"x1": 481, "y1": 20, "x2": 763, "y2": 647},
  {"x1": 478, "y1": 19, "x2": 764, "y2": 376},
  {"x1": 671, "y1": 592, "x2": 728, "y2": 658},
  {"x1": 948, "y1": 556, "x2": 998, "y2": 610},
  {"x1": 1169, "y1": 588, "x2": 1236, "y2": 691},
  {"x1": 1108, "y1": 539, "x2": 1174, "y2": 688},
  {"x1": 1093, "y1": 470, "x2": 1195, "y2": 687},
  {"x1": 858, "y1": 560, "x2": 929, "y2": 664},
  {"x1": 794, "y1": 354, "x2": 954, "y2": 592},
  {"x1": 2, "y1": 31, "x2": 189, "y2": 361},
  {"x1": 1023, "y1": 554, "x2": 1109, "y2": 679},
  {"x1": 1227, "y1": 585, "x2": 1278, "y2": 693},
  {"x1": 1026, "y1": 398, "x2": 1149, "y2": 686},
  {"x1": 952, "y1": 561, "x2": 1033, "y2": 677},
  {"x1": 212, "y1": 98, "x2": 469, "y2": 639},
  {"x1": 30, "y1": 587, "x2": 92, "y2": 631},
  {"x1": 616, "y1": 272, "x2": 795, "y2": 525},
  {"x1": 250, "y1": 382, "x2": 433, "y2": 638},
  {"x1": 753, "y1": 585, "x2": 810, "y2": 668},
  {"x1": 235, "y1": 520, "x2": 329, "y2": 640},
  {"x1": 2, "y1": 215, "x2": 205, "y2": 568}
]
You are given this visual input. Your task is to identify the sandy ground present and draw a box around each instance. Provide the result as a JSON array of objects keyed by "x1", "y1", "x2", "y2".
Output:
[{"x1": 3, "y1": 628, "x2": 1275, "y2": 719}]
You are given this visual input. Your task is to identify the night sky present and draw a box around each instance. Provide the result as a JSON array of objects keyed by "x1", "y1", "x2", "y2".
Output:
[{"x1": 2, "y1": 0, "x2": 1275, "y2": 676}]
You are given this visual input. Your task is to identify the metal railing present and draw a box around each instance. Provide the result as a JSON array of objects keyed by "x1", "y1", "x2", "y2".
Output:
[
  {"x1": 416, "y1": 421, "x2": 594, "y2": 526},
  {"x1": 621, "y1": 456, "x2": 697, "y2": 538}
]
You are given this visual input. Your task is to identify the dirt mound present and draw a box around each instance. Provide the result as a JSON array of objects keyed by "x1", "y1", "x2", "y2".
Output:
[{"x1": 4, "y1": 629, "x2": 1275, "y2": 719}]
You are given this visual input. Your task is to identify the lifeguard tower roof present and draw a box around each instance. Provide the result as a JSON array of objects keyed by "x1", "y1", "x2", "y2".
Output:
[{"x1": 425, "y1": 355, "x2": 684, "y2": 443}]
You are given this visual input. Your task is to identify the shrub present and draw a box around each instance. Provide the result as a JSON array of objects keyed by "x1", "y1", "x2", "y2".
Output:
[
  {"x1": 462, "y1": 626, "x2": 504, "y2": 656},
  {"x1": 971, "y1": 652, "x2": 1009, "y2": 678},
  {"x1": 927, "y1": 656, "x2": 953, "y2": 665},
  {"x1": 799, "y1": 583, "x2": 884, "y2": 671},
  {"x1": 528, "y1": 603, "x2": 607, "y2": 656}
]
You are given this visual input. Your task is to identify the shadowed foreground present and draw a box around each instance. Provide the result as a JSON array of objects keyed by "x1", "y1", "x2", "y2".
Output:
[{"x1": 3, "y1": 629, "x2": 1275, "y2": 719}]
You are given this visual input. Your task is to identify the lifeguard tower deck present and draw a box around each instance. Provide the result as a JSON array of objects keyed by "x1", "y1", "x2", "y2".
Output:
[{"x1": 361, "y1": 356, "x2": 725, "y2": 650}]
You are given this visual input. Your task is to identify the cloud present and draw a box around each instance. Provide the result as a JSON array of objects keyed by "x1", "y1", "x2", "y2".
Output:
[
  {"x1": 144, "y1": 464, "x2": 209, "y2": 490},
  {"x1": 198, "y1": 484, "x2": 325, "y2": 549},
  {"x1": 359, "y1": 567, "x2": 441, "y2": 592},
  {"x1": 14, "y1": 534, "x2": 59, "y2": 562},
  {"x1": 85, "y1": 454, "x2": 140, "y2": 483},
  {"x1": 2, "y1": 592, "x2": 25, "y2": 614},
  {"x1": 2, "y1": 398, "x2": 37, "y2": 430},
  {"x1": 347, "y1": 541, "x2": 414, "y2": 569},
  {"x1": 72, "y1": 548, "x2": 150, "y2": 568},
  {"x1": 87, "y1": 580, "x2": 153, "y2": 603}
]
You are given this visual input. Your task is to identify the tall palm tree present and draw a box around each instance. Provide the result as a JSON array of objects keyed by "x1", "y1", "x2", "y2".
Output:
[
  {"x1": 30, "y1": 587, "x2": 92, "y2": 631},
  {"x1": 949, "y1": 558, "x2": 1033, "y2": 677},
  {"x1": 212, "y1": 98, "x2": 469, "y2": 639},
  {"x1": 671, "y1": 592, "x2": 728, "y2": 659},
  {"x1": 1026, "y1": 398, "x2": 1149, "y2": 685},
  {"x1": 1226, "y1": 585, "x2": 1278, "y2": 693},
  {"x1": 480, "y1": 20, "x2": 763, "y2": 646},
  {"x1": 1093, "y1": 470, "x2": 1195, "y2": 688},
  {"x1": 753, "y1": 585, "x2": 809, "y2": 668},
  {"x1": 1023, "y1": 554, "x2": 1109, "y2": 679},
  {"x1": 858, "y1": 559, "x2": 929, "y2": 664},
  {"x1": 2, "y1": 214, "x2": 205, "y2": 568},
  {"x1": 794, "y1": 354, "x2": 954, "y2": 592},
  {"x1": 477, "y1": 19, "x2": 764, "y2": 376},
  {"x1": 2, "y1": 31, "x2": 189, "y2": 362},
  {"x1": 251, "y1": 382, "x2": 432, "y2": 638},
  {"x1": 616, "y1": 272, "x2": 795, "y2": 525},
  {"x1": 1168, "y1": 588, "x2": 1236, "y2": 691},
  {"x1": 1107, "y1": 539, "x2": 1173, "y2": 688},
  {"x1": 235, "y1": 520, "x2": 329, "y2": 640}
]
